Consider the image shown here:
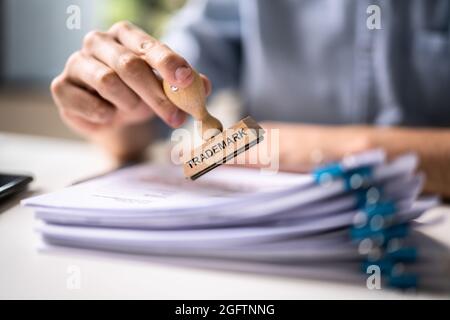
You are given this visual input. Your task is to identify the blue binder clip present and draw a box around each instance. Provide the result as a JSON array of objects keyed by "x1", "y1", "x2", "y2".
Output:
[
  {"x1": 313, "y1": 164, "x2": 373, "y2": 191},
  {"x1": 313, "y1": 162, "x2": 344, "y2": 181},
  {"x1": 364, "y1": 202, "x2": 396, "y2": 217},
  {"x1": 388, "y1": 274, "x2": 418, "y2": 289},
  {"x1": 355, "y1": 186, "x2": 384, "y2": 208},
  {"x1": 386, "y1": 247, "x2": 417, "y2": 262},
  {"x1": 361, "y1": 254, "x2": 419, "y2": 289},
  {"x1": 351, "y1": 223, "x2": 410, "y2": 244}
]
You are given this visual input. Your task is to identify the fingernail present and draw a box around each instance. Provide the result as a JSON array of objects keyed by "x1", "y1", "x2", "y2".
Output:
[
  {"x1": 175, "y1": 66, "x2": 193, "y2": 84},
  {"x1": 170, "y1": 109, "x2": 186, "y2": 127}
]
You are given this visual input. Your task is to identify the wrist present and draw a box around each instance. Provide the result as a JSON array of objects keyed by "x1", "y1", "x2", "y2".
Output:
[{"x1": 91, "y1": 122, "x2": 153, "y2": 164}]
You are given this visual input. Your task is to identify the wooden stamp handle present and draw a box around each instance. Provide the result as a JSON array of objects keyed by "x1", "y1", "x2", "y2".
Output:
[{"x1": 162, "y1": 71, "x2": 223, "y2": 140}]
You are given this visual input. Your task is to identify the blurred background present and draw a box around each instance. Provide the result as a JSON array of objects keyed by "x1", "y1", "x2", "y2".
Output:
[{"x1": 0, "y1": 0, "x2": 186, "y2": 139}]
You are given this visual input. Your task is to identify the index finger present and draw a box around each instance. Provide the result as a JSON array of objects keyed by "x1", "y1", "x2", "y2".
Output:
[{"x1": 108, "y1": 21, "x2": 194, "y2": 88}]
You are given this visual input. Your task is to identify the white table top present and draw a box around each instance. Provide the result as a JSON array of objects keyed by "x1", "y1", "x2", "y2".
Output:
[{"x1": 0, "y1": 132, "x2": 449, "y2": 299}]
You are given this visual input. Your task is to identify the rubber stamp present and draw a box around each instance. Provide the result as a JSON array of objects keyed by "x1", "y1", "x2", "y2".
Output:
[{"x1": 163, "y1": 71, "x2": 265, "y2": 180}]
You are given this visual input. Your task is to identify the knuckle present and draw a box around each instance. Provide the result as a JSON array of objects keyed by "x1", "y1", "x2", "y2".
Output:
[
  {"x1": 109, "y1": 21, "x2": 131, "y2": 33},
  {"x1": 82, "y1": 30, "x2": 104, "y2": 48},
  {"x1": 139, "y1": 39, "x2": 157, "y2": 53},
  {"x1": 95, "y1": 69, "x2": 120, "y2": 91},
  {"x1": 50, "y1": 76, "x2": 65, "y2": 96},
  {"x1": 65, "y1": 51, "x2": 81, "y2": 69},
  {"x1": 117, "y1": 53, "x2": 144, "y2": 76},
  {"x1": 156, "y1": 50, "x2": 182, "y2": 69}
]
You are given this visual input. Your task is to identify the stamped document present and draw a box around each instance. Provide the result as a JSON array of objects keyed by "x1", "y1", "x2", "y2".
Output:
[{"x1": 22, "y1": 151, "x2": 450, "y2": 291}]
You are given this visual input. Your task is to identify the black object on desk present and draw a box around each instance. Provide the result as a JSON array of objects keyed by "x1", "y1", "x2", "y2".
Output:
[{"x1": 0, "y1": 173, "x2": 33, "y2": 203}]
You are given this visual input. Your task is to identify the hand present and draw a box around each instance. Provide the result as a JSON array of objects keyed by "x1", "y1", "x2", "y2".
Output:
[{"x1": 50, "y1": 21, "x2": 211, "y2": 139}]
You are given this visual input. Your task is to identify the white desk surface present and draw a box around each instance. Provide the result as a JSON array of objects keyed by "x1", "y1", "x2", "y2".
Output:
[{"x1": 0, "y1": 132, "x2": 449, "y2": 300}]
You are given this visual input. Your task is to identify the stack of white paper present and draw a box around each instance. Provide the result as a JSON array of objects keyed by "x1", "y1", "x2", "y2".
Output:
[{"x1": 23, "y1": 149, "x2": 450, "y2": 291}]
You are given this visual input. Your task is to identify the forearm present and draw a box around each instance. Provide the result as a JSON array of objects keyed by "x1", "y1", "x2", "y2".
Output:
[
  {"x1": 261, "y1": 122, "x2": 450, "y2": 198},
  {"x1": 363, "y1": 126, "x2": 450, "y2": 198}
]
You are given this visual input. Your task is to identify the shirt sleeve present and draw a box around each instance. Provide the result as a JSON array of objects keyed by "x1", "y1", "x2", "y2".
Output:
[{"x1": 162, "y1": 0, "x2": 242, "y2": 93}]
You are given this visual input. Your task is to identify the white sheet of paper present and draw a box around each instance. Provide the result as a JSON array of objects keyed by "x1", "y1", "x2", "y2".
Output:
[
  {"x1": 24, "y1": 160, "x2": 425, "y2": 229},
  {"x1": 23, "y1": 164, "x2": 314, "y2": 211}
]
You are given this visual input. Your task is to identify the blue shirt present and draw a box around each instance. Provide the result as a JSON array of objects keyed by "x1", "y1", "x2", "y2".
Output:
[{"x1": 164, "y1": 0, "x2": 450, "y2": 126}]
